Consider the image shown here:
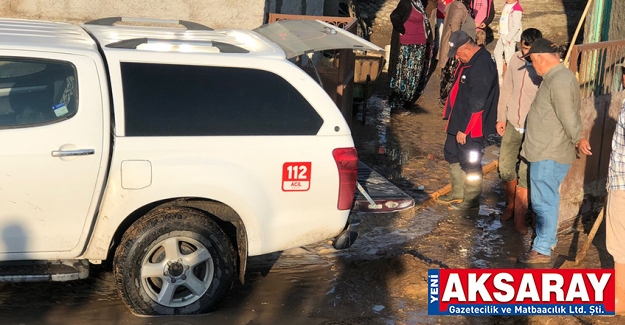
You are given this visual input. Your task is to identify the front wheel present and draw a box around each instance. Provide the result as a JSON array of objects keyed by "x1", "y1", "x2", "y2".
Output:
[{"x1": 114, "y1": 207, "x2": 236, "y2": 315}]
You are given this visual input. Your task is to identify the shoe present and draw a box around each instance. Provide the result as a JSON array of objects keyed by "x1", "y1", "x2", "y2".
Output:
[
  {"x1": 500, "y1": 179, "x2": 517, "y2": 221},
  {"x1": 437, "y1": 163, "x2": 465, "y2": 204},
  {"x1": 517, "y1": 250, "x2": 551, "y2": 264},
  {"x1": 449, "y1": 172, "x2": 482, "y2": 210},
  {"x1": 514, "y1": 185, "x2": 529, "y2": 234}
]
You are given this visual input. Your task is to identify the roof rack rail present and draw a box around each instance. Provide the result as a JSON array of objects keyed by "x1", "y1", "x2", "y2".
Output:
[
  {"x1": 85, "y1": 17, "x2": 213, "y2": 31},
  {"x1": 105, "y1": 38, "x2": 249, "y2": 53}
]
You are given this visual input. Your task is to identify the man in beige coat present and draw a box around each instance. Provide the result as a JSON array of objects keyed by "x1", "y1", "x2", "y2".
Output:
[{"x1": 496, "y1": 28, "x2": 542, "y2": 234}]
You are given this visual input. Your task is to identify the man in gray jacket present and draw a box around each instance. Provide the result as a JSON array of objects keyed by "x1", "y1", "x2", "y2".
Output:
[
  {"x1": 517, "y1": 39, "x2": 592, "y2": 264},
  {"x1": 496, "y1": 28, "x2": 542, "y2": 234}
]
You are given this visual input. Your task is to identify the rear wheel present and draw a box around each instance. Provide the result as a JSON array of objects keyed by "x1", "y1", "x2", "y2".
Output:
[{"x1": 114, "y1": 207, "x2": 236, "y2": 315}]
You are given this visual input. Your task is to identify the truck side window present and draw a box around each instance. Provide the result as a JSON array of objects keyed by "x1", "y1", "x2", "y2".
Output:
[
  {"x1": 0, "y1": 58, "x2": 78, "y2": 128},
  {"x1": 121, "y1": 63, "x2": 324, "y2": 136}
]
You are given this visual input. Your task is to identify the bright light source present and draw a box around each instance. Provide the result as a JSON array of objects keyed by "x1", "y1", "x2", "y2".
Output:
[
  {"x1": 469, "y1": 151, "x2": 479, "y2": 163},
  {"x1": 137, "y1": 42, "x2": 220, "y2": 53},
  {"x1": 138, "y1": 42, "x2": 173, "y2": 52},
  {"x1": 467, "y1": 174, "x2": 481, "y2": 182},
  {"x1": 232, "y1": 32, "x2": 257, "y2": 50},
  {"x1": 178, "y1": 44, "x2": 194, "y2": 52}
]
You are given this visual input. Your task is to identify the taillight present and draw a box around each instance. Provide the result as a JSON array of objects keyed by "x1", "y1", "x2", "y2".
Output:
[{"x1": 333, "y1": 147, "x2": 358, "y2": 210}]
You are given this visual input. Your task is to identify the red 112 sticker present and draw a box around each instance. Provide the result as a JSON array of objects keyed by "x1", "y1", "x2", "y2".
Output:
[{"x1": 282, "y1": 162, "x2": 311, "y2": 191}]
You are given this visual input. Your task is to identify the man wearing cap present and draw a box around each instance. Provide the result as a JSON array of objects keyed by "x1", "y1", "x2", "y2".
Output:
[
  {"x1": 517, "y1": 38, "x2": 592, "y2": 264},
  {"x1": 438, "y1": 30, "x2": 498, "y2": 210}
]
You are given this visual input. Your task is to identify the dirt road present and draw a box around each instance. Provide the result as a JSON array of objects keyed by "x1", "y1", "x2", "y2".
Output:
[{"x1": 0, "y1": 170, "x2": 619, "y2": 324}]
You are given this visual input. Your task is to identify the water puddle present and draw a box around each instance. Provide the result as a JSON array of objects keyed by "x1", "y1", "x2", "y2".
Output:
[
  {"x1": 355, "y1": 94, "x2": 391, "y2": 148},
  {"x1": 0, "y1": 259, "x2": 338, "y2": 325}
]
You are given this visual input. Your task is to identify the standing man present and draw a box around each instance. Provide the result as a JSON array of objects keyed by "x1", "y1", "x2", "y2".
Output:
[
  {"x1": 607, "y1": 63, "x2": 625, "y2": 315},
  {"x1": 496, "y1": 28, "x2": 543, "y2": 234},
  {"x1": 437, "y1": 30, "x2": 498, "y2": 210},
  {"x1": 517, "y1": 39, "x2": 592, "y2": 264}
]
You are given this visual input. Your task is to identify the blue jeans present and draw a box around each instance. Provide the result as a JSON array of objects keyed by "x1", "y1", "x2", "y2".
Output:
[{"x1": 529, "y1": 160, "x2": 571, "y2": 256}]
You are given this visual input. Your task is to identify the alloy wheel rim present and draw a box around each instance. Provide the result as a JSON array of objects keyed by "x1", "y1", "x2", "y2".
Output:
[{"x1": 140, "y1": 235, "x2": 214, "y2": 307}]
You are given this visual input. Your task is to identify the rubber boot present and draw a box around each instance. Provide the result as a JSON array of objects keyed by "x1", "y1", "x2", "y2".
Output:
[
  {"x1": 500, "y1": 179, "x2": 517, "y2": 221},
  {"x1": 449, "y1": 173, "x2": 482, "y2": 210},
  {"x1": 437, "y1": 163, "x2": 465, "y2": 204},
  {"x1": 616, "y1": 262, "x2": 625, "y2": 315},
  {"x1": 513, "y1": 185, "x2": 529, "y2": 234}
]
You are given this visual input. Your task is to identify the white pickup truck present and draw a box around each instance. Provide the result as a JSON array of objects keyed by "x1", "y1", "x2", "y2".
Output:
[{"x1": 0, "y1": 17, "x2": 381, "y2": 315}]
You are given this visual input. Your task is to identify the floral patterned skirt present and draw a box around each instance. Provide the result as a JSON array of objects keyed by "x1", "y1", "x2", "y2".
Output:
[
  {"x1": 440, "y1": 57, "x2": 459, "y2": 105},
  {"x1": 388, "y1": 43, "x2": 432, "y2": 110}
]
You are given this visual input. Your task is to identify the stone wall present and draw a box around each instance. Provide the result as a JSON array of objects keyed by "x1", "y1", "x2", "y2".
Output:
[
  {"x1": 0, "y1": 0, "x2": 266, "y2": 30},
  {"x1": 0, "y1": 0, "x2": 335, "y2": 29}
]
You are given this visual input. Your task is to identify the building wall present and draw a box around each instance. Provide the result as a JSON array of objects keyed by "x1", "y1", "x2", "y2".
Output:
[
  {"x1": 608, "y1": 1, "x2": 625, "y2": 41},
  {"x1": 559, "y1": 90, "x2": 625, "y2": 229},
  {"x1": 0, "y1": 0, "x2": 266, "y2": 30},
  {"x1": 323, "y1": 0, "x2": 341, "y2": 16},
  {"x1": 265, "y1": 0, "x2": 324, "y2": 17},
  {"x1": 584, "y1": 0, "x2": 625, "y2": 43}
]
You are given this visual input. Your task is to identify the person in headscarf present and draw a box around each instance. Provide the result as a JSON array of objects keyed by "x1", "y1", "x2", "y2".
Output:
[
  {"x1": 388, "y1": 0, "x2": 434, "y2": 113},
  {"x1": 438, "y1": 0, "x2": 474, "y2": 107}
]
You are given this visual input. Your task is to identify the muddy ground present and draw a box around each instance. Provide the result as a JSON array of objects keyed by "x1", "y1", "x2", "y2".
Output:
[
  {"x1": 0, "y1": 174, "x2": 618, "y2": 324},
  {"x1": 0, "y1": 0, "x2": 622, "y2": 324}
]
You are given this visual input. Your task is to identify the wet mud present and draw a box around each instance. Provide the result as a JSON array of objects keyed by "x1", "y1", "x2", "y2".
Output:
[{"x1": 1, "y1": 169, "x2": 619, "y2": 324}]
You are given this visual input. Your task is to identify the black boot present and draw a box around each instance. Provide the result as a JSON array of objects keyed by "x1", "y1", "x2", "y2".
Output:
[
  {"x1": 449, "y1": 172, "x2": 482, "y2": 210},
  {"x1": 437, "y1": 163, "x2": 465, "y2": 204}
]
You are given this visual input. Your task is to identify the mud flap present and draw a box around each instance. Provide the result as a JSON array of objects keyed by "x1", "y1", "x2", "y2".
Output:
[
  {"x1": 237, "y1": 226, "x2": 247, "y2": 285},
  {"x1": 332, "y1": 213, "x2": 360, "y2": 250}
]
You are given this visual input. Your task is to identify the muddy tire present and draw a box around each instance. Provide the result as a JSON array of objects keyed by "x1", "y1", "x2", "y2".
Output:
[{"x1": 114, "y1": 207, "x2": 236, "y2": 315}]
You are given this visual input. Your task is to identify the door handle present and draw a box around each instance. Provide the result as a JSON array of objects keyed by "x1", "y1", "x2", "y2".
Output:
[{"x1": 51, "y1": 149, "x2": 95, "y2": 157}]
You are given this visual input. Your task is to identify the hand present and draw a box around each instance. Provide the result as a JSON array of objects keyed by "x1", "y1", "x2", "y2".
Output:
[
  {"x1": 456, "y1": 131, "x2": 467, "y2": 145},
  {"x1": 576, "y1": 138, "x2": 592, "y2": 156},
  {"x1": 496, "y1": 121, "x2": 507, "y2": 136}
]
